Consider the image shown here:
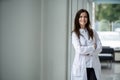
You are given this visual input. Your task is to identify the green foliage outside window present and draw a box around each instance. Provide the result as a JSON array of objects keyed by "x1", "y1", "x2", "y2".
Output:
[
  {"x1": 95, "y1": 4, "x2": 120, "y2": 31},
  {"x1": 95, "y1": 4, "x2": 120, "y2": 22}
]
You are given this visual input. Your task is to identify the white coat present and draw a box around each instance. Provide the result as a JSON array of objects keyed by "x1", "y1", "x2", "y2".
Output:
[{"x1": 71, "y1": 29, "x2": 102, "y2": 80}]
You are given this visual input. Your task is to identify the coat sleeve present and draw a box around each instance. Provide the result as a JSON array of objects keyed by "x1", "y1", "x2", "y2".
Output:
[
  {"x1": 94, "y1": 30, "x2": 102, "y2": 54},
  {"x1": 72, "y1": 32, "x2": 95, "y2": 55}
]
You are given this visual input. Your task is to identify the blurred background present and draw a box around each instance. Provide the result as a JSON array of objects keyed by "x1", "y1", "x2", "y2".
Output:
[{"x1": 0, "y1": 0, "x2": 120, "y2": 80}]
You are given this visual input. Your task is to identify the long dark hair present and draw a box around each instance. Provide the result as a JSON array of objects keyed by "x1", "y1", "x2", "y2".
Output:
[{"x1": 73, "y1": 9, "x2": 93, "y2": 39}]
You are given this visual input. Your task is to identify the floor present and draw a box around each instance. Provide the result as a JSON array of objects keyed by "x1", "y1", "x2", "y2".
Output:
[{"x1": 101, "y1": 62, "x2": 120, "y2": 80}]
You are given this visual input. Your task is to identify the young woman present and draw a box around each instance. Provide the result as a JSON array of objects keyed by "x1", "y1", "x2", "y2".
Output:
[{"x1": 71, "y1": 9, "x2": 102, "y2": 80}]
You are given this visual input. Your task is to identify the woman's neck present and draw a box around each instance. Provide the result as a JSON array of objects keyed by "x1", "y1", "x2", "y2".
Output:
[
  {"x1": 80, "y1": 27, "x2": 85, "y2": 29},
  {"x1": 80, "y1": 25, "x2": 85, "y2": 29}
]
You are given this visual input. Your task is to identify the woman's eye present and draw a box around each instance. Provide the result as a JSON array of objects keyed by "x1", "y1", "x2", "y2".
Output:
[
  {"x1": 80, "y1": 16, "x2": 87, "y2": 18},
  {"x1": 80, "y1": 16, "x2": 82, "y2": 18}
]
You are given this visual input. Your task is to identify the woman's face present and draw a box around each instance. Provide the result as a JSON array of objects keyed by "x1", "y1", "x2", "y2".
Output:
[{"x1": 79, "y1": 12, "x2": 88, "y2": 28}]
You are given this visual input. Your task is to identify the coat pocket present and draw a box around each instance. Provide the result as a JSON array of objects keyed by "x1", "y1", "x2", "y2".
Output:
[{"x1": 72, "y1": 64, "x2": 81, "y2": 77}]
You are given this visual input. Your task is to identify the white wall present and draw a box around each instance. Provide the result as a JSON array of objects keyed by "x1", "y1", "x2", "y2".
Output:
[
  {"x1": 0, "y1": 0, "x2": 68, "y2": 80},
  {"x1": 0, "y1": 0, "x2": 41, "y2": 80},
  {"x1": 0, "y1": 1, "x2": 2, "y2": 79},
  {"x1": 41, "y1": 0, "x2": 67, "y2": 80}
]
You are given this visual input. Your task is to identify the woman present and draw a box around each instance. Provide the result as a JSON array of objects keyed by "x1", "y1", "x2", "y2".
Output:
[{"x1": 71, "y1": 9, "x2": 102, "y2": 80}]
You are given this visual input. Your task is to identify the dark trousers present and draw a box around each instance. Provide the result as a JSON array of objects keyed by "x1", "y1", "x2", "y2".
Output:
[{"x1": 86, "y1": 68, "x2": 97, "y2": 80}]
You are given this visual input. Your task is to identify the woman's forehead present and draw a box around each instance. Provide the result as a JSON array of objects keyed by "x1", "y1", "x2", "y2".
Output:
[{"x1": 80, "y1": 12, "x2": 87, "y2": 16}]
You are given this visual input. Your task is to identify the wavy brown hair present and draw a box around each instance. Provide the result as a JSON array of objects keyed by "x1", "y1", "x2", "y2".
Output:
[{"x1": 72, "y1": 9, "x2": 93, "y2": 39}]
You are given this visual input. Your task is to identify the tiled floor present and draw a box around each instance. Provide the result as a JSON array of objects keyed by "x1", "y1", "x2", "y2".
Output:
[{"x1": 101, "y1": 62, "x2": 120, "y2": 80}]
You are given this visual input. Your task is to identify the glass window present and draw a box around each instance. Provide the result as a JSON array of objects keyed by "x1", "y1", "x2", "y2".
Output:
[{"x1": 94, "y1": 4, "x2": 120, "y2": 50}]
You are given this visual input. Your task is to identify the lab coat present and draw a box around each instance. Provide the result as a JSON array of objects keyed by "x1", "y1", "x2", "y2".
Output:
[{"x1": 71, "y1": 29, "x2": 102, "y2": 80}]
